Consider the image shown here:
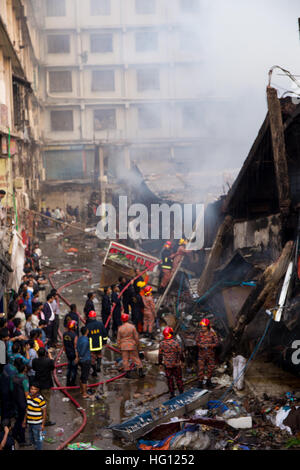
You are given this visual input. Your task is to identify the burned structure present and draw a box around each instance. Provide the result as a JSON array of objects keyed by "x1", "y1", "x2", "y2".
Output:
[{"x1": 194, "y1": 90, "x2": 300, "y2": 374}]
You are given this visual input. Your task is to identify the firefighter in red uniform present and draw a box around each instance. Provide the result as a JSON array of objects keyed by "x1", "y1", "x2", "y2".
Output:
[
  {"x1": 170, "y1": 239, "x2": 192, "y2": 276},
  {"x1": 160, "y1": 241, "x2": 173, "y2": 290},
  {"x1": 196, "y1": 318, "x2": 219, "y2": 389},
  {"x1": 86, "y1": 311, "x2": 108, "y2": 377},
  {"x1": 159, "y1": 327, "x2": 185, "y2": 399},
  {"x1": 142, "y1": 286, "x2": 156, "y2": 339},
  {"x1": 117, "y1": 313, "x2": 145, "y2": 379}
]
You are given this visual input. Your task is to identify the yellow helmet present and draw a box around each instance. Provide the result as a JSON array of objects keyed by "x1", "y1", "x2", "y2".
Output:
[
  {"x1": 179, "y1": 238, "x2": 187, "y2": 246},
  {"x1": 137, "y1": 281, "x2": 146, "y2": 289}
]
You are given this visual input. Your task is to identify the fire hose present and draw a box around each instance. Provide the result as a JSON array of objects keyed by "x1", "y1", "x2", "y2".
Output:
[{"x1": 47, "y1": 262, "x2": 161, "y2": 450}]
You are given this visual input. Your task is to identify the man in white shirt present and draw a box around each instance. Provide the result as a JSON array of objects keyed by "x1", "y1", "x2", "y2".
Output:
[{"x1": 40, "y1": 294, "x2": 55, "y2": 347}]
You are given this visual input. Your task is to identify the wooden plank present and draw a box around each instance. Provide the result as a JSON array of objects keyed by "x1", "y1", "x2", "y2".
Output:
[
  {"x1": 266, "y1": 86, "x2": 291, "y2": 215},
  {"x1": 197, "y1": 216, "x2": 233, "y2": 297}
]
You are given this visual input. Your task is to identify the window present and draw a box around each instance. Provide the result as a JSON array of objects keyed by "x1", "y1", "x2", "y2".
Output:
[
  {"x1": 50, "y1": 110, "x2": 73, "y2": 131},
  {"x1": 46, "y1": 0, "x2": 66, "y2": 16},
  {"x1": 182, "y1": 104, "x2": 201, "y2": 128},
  {"x1": 180, "y1": 0, "x2": 198, "y2": 12},
  {"x1": 91, "y1": 70, "x2": 115, "y2": 92},
  {"x1": 94, "y1": 109, "x2": 116, "y2": 130},
  {"x1": 138, "y1": 106, "x2": 161, "y2": 129},
  {"x1": 137, "y1": 69, "x2": 160, "y2": 91},
  {"x1": 47, "y1": 35, "x2": 70, "y2": 54},
  {"x1": 90, "y1": 33, "x2": 113, "y2": 53},
  {"x1": 49, "y1": 71, "x2": 72, "y2": 92},
  {"x1": 135, "y1": 0, "x2": 155, "y2": 14},
  {"x1": 90, "y1": 0, "x2": 110, "y2": 15},
  {"x1": 135, "y1": 32, "x2": 158, "y2": 52}
]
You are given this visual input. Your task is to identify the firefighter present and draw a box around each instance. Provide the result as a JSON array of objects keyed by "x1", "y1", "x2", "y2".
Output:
[
  {"x1": 196, "y1": 318, "x2": 219, "y2": 389},
  {"x1": 142, "y1": 286, "x2": 156, "y2": 339},
  {"x1": 170, "y1": 239, "x2": 192, "y2": 276},
  {"x1": 86, "y1": 311, "x2": 108, "y2": 377},
  {"x1": 160, "y1": 241, "x2": 173, "y2": 290},
  {"x1": 117, "y1": 313, "x2": 145, "y2": 379},
  {"x1": 63, "y1": 320, "x2": 78, "y2": 387},
  {"x1": 159, "y1": 327, "x2": 184, "y2": 399}
]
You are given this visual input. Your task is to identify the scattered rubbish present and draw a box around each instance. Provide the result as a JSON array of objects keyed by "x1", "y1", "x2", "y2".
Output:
[
  {"x1": 65, "y1": 247, "x2": 79, "y2": 253},
  {"x1": 138, "y1": 424, "x2": 210, "y2": 451},
  {"x1": 194, "y1": 409, "x2": 208, "y2": 417},
  {"x1": 62, "y1": 398, "x2": 70, "y2": 402},
  {"x1": 54, "y1": 427, "x2": 64, "y2": 436},
  {"x1": 44, "y1": 437, "x2": 56, "y2": 444},
  {"x1": 207, "y1": 400, "x2": 229, "y2": 414},
  {"x1": 226, "y1": 416, "x2": 252, "y2": 429},
  {"x1": 232, "y1": 444, "x2": 250, "y2": 451},
  {"x1": 67, "y1": 443, "x2": 101, "y2": 451},
  {"x1": 268, "y1": 407, "x2": 292, "y2": 434},
  {"x1": 232, "y1": 355, "x2": 247, "y2": 390},
  {"x1": 211, "y1": 374, "x2": 232, "y2": 387}
]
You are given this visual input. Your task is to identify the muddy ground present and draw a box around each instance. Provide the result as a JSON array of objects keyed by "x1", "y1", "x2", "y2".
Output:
[{"x1": 23, "y1": 224, "x2": 300, "y2": 451}]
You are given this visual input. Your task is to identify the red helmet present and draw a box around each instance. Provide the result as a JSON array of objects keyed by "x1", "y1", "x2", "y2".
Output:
[
  {"x1": 144, "y1": 286, "x2": 153, "y2": 296},
  {"x1": 200, "y1": 318, "x2": 210, "y2": 327},
  {"x1": 163, "y1": 327, "x2": 174, "y2": 340},
  {"x1": 68, "y1": 320, "x2": 76, "y2": 329},
  {"x1": 121, "y1": 313, "x2": 129, "y2": 323},
  {"x1": 164, "y1": 241, "x2": 172, "y2": 248},
  {"x1": 88, "y1": 311, "x2": 97, "y2": 318}
]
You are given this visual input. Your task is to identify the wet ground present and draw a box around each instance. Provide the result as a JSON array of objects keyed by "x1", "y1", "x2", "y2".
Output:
[
  {"x1": 33, "y1": 227, "x2": 177, "y2": 450},
  {"x1": 22, "y1": 224, "x2": 300, "y2": 451}
]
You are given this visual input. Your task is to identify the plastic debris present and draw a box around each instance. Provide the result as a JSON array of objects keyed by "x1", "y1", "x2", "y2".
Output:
[
  {"x1": 67, "y1": 442, "x2": 101, "y2": 450},
  {"x1": 226, "y1": 416, "x2": 252, "y2": 429},
  {"x1": 62, "y1": 398, "x2": 70, "y2": 402}
]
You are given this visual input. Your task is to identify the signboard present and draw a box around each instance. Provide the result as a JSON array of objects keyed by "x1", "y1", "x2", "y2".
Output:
[{"x1": 104, "y1": 242, "x2": 160, "y2": 271}]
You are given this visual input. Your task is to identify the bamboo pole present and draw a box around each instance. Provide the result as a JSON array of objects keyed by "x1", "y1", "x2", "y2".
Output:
[{"x1": 22, "y1": 208, "x2": 87, "y2": 233}]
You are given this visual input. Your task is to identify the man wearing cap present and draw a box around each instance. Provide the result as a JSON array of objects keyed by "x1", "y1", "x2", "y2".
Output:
[
  {"x1": 142, "y1": 286, "x2": 156, "y2": 339},
  {"x1": 86, "y1": 311, "x2": 108, "y2": 377},
  {"x1": 160, "y1": 241, "x2": 173, "y2": 290},
  {"x1": 117, "y1": 314, "x2": 144, "y2": 379},
  {"x1": 63, "y1": 321, "x2": 79, "y2": 387},
  {"x1": 196, "y1": 319, "x2": 219, "y2": 389},
  {"x1": 159, "y1": 327, "x2": 185, "y2": 399}
]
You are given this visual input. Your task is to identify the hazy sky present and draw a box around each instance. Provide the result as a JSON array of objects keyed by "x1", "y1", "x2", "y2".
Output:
[{"x1": 192, "y1": 0, "x2": 300, "y2": 172}]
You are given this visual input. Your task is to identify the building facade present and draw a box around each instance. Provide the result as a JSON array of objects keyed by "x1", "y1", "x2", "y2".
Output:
[
  {"x1": 39, "y1": 0, "x2": 207, "y2": 216},
  {"x1": 0, "y1": 0, "x2": 43, "y2": 227}
]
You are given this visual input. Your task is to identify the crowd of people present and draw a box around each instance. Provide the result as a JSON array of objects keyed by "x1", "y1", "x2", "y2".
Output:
[
  {"x1": 0, "y1": 236, "x2": 220, "y2": 451},
  {"x1": 40, "y1": 205, "x2": 80, "y2": 227},
  {"x1": 0, "y1": 241, "x2": 59, "y2": 450}
]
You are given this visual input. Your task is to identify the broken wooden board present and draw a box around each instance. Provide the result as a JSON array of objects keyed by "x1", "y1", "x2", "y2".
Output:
[{"x1": 110, "y1": 388, "x2": 209, "y2": 442}]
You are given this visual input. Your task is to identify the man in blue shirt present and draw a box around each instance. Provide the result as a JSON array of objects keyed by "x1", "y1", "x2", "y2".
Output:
[{"x1": 76, "y1": 327, "x2": 91, "y2": 399}]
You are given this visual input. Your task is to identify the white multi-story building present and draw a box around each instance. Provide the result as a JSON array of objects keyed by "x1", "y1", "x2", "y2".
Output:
[{"x1": 40, "y1": 0, "x2": 207, "y2": 211}]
